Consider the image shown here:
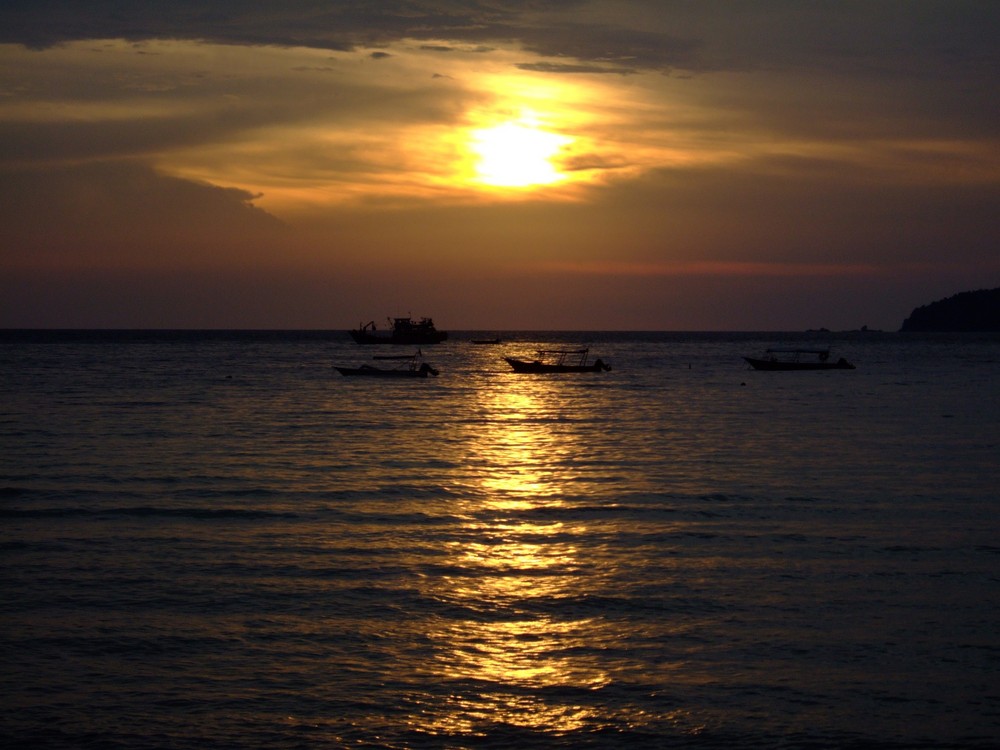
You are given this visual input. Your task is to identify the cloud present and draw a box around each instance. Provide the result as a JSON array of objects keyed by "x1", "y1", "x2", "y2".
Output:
[
  {"x1": 2, "y1": 1, "x2": 996, "y2": 83},
  {"x1": 515, "y1": 62, "x2": 635, "y2": 76},
  {"x1": 510, "y1": 21, "x2": 702, "y2": 72},
  {"x1": 1, "y1": 161, "x2": 286, "y2": 267}
]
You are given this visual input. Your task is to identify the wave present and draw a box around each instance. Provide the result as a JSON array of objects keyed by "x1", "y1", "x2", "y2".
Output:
[{"x1": 0, "y1": 506, "x2": 298, "y2": 520}]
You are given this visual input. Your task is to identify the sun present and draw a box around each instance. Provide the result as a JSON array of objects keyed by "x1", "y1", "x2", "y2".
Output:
[{"x1": 469, "y1": 119, "x2": 573, "y2": 188}]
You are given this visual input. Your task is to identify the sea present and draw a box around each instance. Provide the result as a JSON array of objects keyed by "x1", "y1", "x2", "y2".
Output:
[{"x1": 2, "y1": 329, "x2": 998, "y2": 749}]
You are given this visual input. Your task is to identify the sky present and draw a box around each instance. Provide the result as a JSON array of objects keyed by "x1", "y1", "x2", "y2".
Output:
[{"x1": 1, "y1": 0, "x2": 998, "y2": 331}]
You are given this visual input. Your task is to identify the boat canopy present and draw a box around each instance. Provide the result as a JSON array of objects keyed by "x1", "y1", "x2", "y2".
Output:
[{"x1": 535, "y1": 349, "x2": 591, "y2": 365}]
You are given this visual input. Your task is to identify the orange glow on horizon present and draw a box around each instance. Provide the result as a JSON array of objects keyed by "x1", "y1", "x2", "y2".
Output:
[{"x1": 532, "y1": 259, "x2": 904, "y2": 277}]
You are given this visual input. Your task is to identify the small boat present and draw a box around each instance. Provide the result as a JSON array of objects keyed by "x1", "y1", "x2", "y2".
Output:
[
  {"x1": 472, "y1": 336, "x2": 502, "y2": 345},
  {"x1": 349, "y1": 316, "x2": 448, "y2": 345},
  {"x1": 743, "y1": 348, "x2": 855, "y2": 371},
  {"x1": 335, "y1": 352, "x2": 439, "y2": 378},
  {"x1": 505, "y1": 348, "x2": 611, "y2": 373}
]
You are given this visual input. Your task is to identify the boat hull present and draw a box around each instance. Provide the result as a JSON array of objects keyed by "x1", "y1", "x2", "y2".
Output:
[
  {"x1": 335, "y1": 364, "x2": 438, "y2": 377},
  {"x1": 505, "y1": 357, "x2": 610, "y2": 373},
  {"x1": 743, "y1": 357, "x2": 855, "y2": 371}
]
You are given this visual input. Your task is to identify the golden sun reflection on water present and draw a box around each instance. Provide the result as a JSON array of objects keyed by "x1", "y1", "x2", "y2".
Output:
[
  {"x1": 429, "y1": 614, "x2": 611, "y2": 694},
  {"x1": 468, "y1": 387, "x2": 577, "y2": 501},
  {"x1": 414, "y1": 380, "x2": 618, "y2": 737}
]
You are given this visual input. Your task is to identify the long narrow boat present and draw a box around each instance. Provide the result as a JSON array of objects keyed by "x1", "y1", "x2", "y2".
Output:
[
  {"x1": 743, "y1": 348, "x2": 855, "y2": 371},
  {"x1": 505, "y1": 348, "x2": 611, "y2": 373},
  {"x1": 335, "y1": 352, "x2": 439, "y2": 378},
  {"x1": 335, "y1": 363, "x2": 438, "y2": 378}
]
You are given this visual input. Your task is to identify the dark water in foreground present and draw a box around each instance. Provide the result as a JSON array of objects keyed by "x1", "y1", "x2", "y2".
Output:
[{"x1": 2, "y1": 330, "x2": 999, "y2": 749}]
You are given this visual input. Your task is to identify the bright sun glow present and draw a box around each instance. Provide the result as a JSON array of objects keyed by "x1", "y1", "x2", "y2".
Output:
[{"x1": 470, "y1": 119, "x2": 573, "y2": 188}]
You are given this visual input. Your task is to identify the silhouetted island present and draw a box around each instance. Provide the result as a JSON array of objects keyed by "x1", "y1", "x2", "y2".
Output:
[{"x1": 900, "y1": 288, "x2": 1000, "y2": 332}]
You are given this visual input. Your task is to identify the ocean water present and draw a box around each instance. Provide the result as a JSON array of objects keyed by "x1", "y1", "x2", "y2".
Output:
[{"x1": 2, "y1": 330, "x2": 998, "y2": 749}]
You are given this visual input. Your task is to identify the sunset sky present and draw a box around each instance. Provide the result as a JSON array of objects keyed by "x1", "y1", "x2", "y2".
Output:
[{"x1": 2, "y1": 1, "x2": 998, "y2": 330}]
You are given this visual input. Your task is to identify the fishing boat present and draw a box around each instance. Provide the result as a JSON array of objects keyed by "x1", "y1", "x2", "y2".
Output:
[
  {"x1": 505, "y1": 348, "x2": 611, "y2": 373},
  {"x1": 335, "y1": 352, "x2": 439, "y2": 378},
  {"x1": 349, "y1": 316, "x2": 448, "y2": 345},
  {"x1": 471, "y1": 335, "x2": 502, "y2": 345},
  {"x1": 743, "y1": 348, "x2": 855, "y2": 371}
]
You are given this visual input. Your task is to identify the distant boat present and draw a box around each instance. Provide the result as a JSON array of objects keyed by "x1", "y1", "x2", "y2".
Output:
[
  {"x1": 743, "y1": 348, "x2": 855, "y2": 371},
  {"x1": 505, "y1": 348, "x2": 611, "y2": 373},
  {"x1": 335, "y1": 352, "x2": 439, "y2": 378},
  {"x1": 471, "y1": 335, "x2": 502, "y2": 345},
  {"x1": 349, "y1": 316, "x2": 448, "y2": 345}
]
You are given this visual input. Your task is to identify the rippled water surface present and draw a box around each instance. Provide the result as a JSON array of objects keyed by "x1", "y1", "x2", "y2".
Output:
[{"x1": 2, "y1": 330, "x2": 999, "y2": 748}]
